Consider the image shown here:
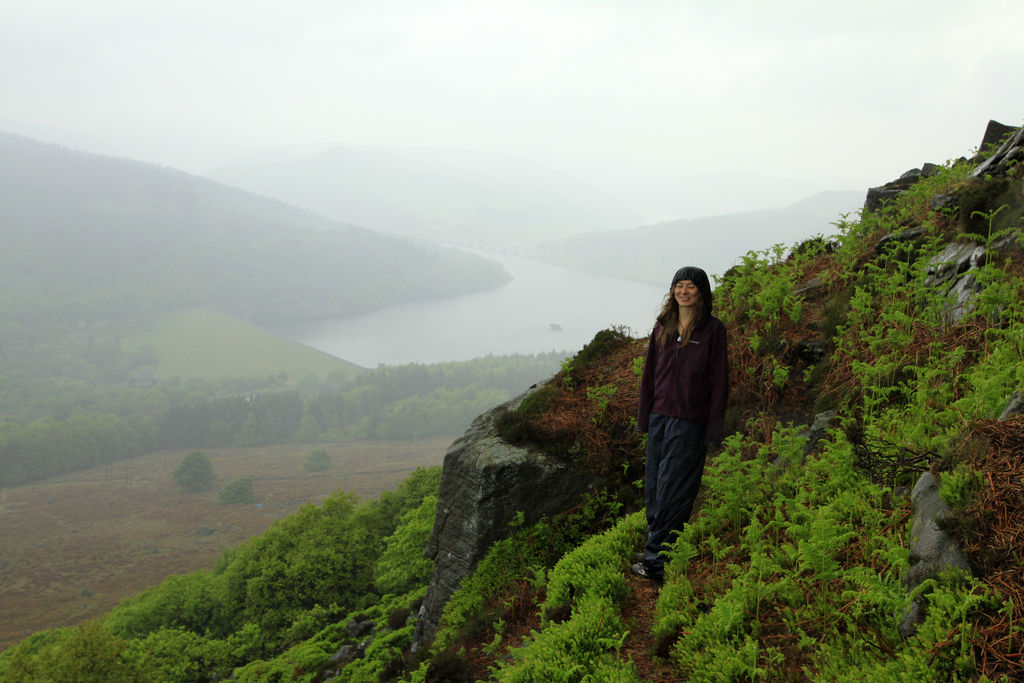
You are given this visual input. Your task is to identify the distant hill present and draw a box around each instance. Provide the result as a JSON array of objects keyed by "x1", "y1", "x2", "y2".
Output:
[
  {"x1": 0, "y1": 133, "x2": 509, "y2": 326},
  {"x1": 208, "y1": 146, "x2": 643, "y2": 246},
  {"x1": 535, "y1": 190, "x2": 864, "y2": 285}
]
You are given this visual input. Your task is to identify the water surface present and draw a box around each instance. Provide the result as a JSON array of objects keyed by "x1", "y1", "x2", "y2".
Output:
[{"x1": 281, "y1": 250, "x2": 667, "y2": 367}]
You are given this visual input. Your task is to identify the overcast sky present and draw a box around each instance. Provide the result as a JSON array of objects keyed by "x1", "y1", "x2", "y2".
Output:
[{"x1": 3, "y1": 0, "x2": 1023, "y2": 222}]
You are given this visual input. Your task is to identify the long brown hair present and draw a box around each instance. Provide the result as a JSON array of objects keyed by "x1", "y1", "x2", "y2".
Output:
[{"x1": 655, "y1": 290, "x2": 704, "y2": 348}]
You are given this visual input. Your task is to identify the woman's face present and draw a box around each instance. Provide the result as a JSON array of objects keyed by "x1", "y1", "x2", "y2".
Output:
[{"x1": 673, "y1": 280, "x2": 700, "y2": 309}]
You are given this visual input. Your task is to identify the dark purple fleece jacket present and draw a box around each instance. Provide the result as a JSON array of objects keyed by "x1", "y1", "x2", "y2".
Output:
[{"x1": 637, "y1": 317, "x2": 729, "y2": 443}]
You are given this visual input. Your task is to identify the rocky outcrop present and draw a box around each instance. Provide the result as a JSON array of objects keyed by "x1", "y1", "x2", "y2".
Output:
[
  {"x1": 925, "y1": 232, "x2": 1020, "y2": 323},
  {"x1": 864, "y1": 164, "x2": 941, "y2": 214},
  {"x1": 411, "y1": 381, "x2": 607, "y2": 651},
  {"x1": 972, "y1": 123, "x2": 1024, "y2": 178},
  {"x1": 978, "y1": 119, "x2": 1018, "y2": 153},
  {"x1": 866, "y1": 120, "x2": 1020, "y2": 215}
]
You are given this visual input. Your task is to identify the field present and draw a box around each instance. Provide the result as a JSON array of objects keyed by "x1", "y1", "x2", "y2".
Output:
[
  {"x1": 119, "y1": 307, "x2": 364, "y2": 381},
  {"x1": 0, "y1": 437, "x2": 453, "y2": 650}
]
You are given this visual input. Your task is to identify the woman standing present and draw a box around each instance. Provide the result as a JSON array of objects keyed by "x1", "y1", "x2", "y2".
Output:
[{"x1": 634, "y1": 266, "x2": 728, "y2": 583}]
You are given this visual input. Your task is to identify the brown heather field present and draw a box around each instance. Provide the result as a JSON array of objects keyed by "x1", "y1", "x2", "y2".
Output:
[{"x1": 0, "y1": 437, "x2": 453, "y2": 651}]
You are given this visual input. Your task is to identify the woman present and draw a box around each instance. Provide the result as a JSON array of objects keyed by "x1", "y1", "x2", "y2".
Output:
[{"x1": 634, "y1": 266, "x2": 728, "y2": 583}]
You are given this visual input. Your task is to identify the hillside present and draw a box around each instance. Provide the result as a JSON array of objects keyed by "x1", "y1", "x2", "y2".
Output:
[
  {"x1": 1, "y1": 120, "x2": 1023, "y2": 681},
  {"x1": 0, "y1": 132, "x2": 509, "y2": 326},
  {"x1": 535, "y1": 190, "x2": 864, "y2": 285}
]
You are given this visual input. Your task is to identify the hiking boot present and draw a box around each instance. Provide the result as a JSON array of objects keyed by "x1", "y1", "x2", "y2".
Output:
[{"x1": 630, "y1": 562, "x2": 664, "y2": 584}]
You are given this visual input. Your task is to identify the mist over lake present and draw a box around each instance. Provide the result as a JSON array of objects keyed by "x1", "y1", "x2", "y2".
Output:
[{"x1": 279, "y1": 250, "x2": 668, "y2": 368}]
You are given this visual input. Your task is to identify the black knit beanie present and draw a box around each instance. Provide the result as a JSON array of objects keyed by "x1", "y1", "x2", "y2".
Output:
[{"x1": 670, "y1": 266, "x2": 713, "y2": 318}]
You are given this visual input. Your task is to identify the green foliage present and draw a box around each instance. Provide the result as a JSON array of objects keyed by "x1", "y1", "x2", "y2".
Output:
[
  {"x1": 374, "y1": 495, "x2": 438, "y2": 595},
  {"x1": 586, "y1": 383, "x2": 618, "y2": 426},
  {"x1": 302, "y1": 448, "x2": 332, "y2": 472},
  {"x1": 484, "y1": 514, "x2": 644, "y2": 681},
  {"x1": 939, "y1": 463, "x2": 984, "y2": 511},
  {"x1": 0, "y1": 621, "x2": 141, "y2": 683},
  {"x1": 218, "y1": 477, "x2": 255, "y2": 505},
  {"x1": 172, "y1": 450, "x2": 215, "y2": 493},
  {"x1": 541, "y1": 513, "x2": 643, "y2": 620},
  {"x1": 495, "y1": 593, "x2": 638, "y2": 682},
  {"x1": 122, "y1": 627, "x2": 239, "y2": 683},
  {"x1": 106, "y1": 570, "x2": 231, "y2": 639},
  {"x1": 638, "y1": 427, "x2": 915, "y2": 679},
  {"x1": 218, "y1": 493, "x2": 373, "y2": 639},
  {"x1": 560, "y1": 356, "x2": 576, "y2": 392},
  {"x1": 214, "y1": 467, "x2": 440, "y2": 647}
]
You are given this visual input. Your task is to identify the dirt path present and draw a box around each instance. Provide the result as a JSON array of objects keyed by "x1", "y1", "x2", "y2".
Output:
[{"x1": 621, "y1": 574, "x2": 679, "y2": 682}]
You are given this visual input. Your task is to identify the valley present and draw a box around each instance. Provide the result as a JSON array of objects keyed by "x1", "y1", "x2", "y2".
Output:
[{"x1": 0, "y1": 437, "x2": 452, "y2": 649}]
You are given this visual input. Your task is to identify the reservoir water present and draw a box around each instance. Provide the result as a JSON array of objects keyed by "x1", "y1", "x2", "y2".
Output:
[{"x1": 281, "y1": 250, "x2": 668, "y2": 368}]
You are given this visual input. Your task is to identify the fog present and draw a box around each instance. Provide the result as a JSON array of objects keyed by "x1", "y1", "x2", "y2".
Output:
[{"x1": 3, "y1": 0, "x2": 1024, "y2": 232}]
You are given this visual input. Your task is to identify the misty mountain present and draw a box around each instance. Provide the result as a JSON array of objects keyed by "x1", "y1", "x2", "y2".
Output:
[
  {"x1": 208, "y1": 146, "x2": 643, "y2": 246},
  {"x1": 0, "y1": 133, "x2": 509, "y2": 325},
  {"x1": 535, "y1": 190, "x2": 865, "y2": 285}
]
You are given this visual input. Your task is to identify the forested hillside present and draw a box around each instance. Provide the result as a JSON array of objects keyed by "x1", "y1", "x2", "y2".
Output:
[
  {"x1": 2, "y1": 123, "x2": 1023, "y2": 681},
  {"x1": 0, "y1": 133, "x2": 508, "y2": 325}
]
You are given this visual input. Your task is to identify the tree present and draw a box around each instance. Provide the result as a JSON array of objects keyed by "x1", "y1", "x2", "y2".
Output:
[
  {"x1": 302, "y1": 449, "x2": 331, "y2": 472},
  {"x1": 172, "y1": 450, "x2": 215, "y2": 493},
  {"x1": 218, "y1": 477, "x2": 254, "y2": 505}
]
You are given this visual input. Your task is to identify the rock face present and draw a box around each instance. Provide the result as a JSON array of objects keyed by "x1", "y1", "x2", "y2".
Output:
[{"x1": 411, "y1": 382, "x2": 607, "y2": 651}]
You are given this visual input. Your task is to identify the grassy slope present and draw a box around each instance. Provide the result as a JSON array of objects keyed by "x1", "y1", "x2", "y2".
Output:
[{"x1": 120, "y1": 307, "x2": 363, "y2": 381}]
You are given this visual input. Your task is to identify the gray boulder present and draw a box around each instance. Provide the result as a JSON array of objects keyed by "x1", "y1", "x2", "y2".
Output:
[
  {"x1": 802, "y1": 410, "x2": 837, "y2": 457},
  {"x1": 999, "y1": 391, "x2": 1023, "y2": 421},
  {"x1": 898, "y1": 472, "x2": 972, "y2": 639},
  {"x1": 411, "y1": 381, "x2": 607, "y2": 651},
  {"x1": 944, "y1": 272, "x2": 983, "y2": 324}
]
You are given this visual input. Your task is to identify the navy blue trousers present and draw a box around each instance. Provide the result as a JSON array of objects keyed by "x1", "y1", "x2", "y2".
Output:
[{"x1": 642, "y1": 413, "x2": 707, "y2": 575}]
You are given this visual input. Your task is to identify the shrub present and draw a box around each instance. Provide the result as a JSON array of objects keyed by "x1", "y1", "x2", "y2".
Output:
[
  {"x1": 172, "y1": 450, "x2": 215, "y2": 493},
  {"x1": 303, "y1": 448, "x2": 332, "y2": 472},
  {"x1": 218, "y1": 477, "x2": 255, "y2": 505}
]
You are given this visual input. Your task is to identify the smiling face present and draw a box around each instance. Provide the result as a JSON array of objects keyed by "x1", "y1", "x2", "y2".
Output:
[{"x1": 673, "y1": 279, "x2": 700, "y2": 309}]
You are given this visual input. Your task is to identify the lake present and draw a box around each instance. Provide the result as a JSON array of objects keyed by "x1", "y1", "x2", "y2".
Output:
[{"x1": 280, "y1": 249, "x2": 668, "y2": 367}]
